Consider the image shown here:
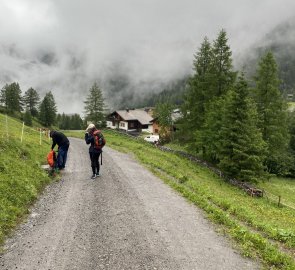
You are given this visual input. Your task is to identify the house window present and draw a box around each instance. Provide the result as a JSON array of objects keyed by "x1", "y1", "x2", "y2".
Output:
[
  {"x1": 120, "y1": 122, "x2": 125, "y2": 127},
  {"x1": 129, "y1": 122, "x2": 135, "y2": 128},
  {"x1": 155, "y1": 129, "x2": 158, "y2": 133}
]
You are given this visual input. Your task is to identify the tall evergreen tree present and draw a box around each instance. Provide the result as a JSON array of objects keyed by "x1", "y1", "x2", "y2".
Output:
[
  {"x1": 194, "y1": 30, "x2": 236, "y2": 158},
  {"x1": 182, "y1": 37, "x2": 213, "y2": 132},
  {"x1": 211, "y1": 29, "x2": 236, "y2": 97},
  {"x1": 84, "y1": 82, "x2": 105, "y2": 127},
  {"x1": 253, "y1": 51, "x2": 289, "y2": 174},
  {"x1": 198, "y1": 96, "x2": 226, "y2": 162},
  {"x1": 0, "y1": 82, "x2": 23, "y2": 113},
  {"x1": 181, "y1": 30, "x2": 237, "y2": 155},
  {"x1": 219, "y1": 75, "x2": 266, "y2": 182},
  {"x1": 39, "y1": 91, "x2": 57, "y2": 127},
  {"x1": 23, "y1": 87, "x2": 40, "y2": 117}
]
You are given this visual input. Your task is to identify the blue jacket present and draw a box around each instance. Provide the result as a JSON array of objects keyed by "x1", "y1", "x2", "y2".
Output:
[{"x1": 85, "y1": 132, "x2": 102, "y2": 154}]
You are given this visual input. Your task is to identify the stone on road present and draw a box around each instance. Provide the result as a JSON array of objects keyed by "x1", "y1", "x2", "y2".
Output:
[{"x1": 0, "y1": 137, "x2": 260, "y2": 270}]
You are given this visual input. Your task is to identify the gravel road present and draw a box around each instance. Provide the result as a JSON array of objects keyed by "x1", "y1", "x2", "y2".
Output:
[{"x1": 0, "y1": 137, "x2": 260, "y2": 270}]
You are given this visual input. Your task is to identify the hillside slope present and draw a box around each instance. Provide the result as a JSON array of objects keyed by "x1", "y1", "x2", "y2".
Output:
[{"x1": 0, "y1": 114, "x2": 51, "y2": 245}]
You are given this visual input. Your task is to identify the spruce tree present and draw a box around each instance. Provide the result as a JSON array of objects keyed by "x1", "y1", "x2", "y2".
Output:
[
  {"x1": 183, "y1": 37, "x2": 213, "y2": 131},
  {"x1": 211, "y1": 29, "x2": 236, "y2": 97},
  {"x1": 71, "y1": 114, "x2": 83, "y2": 130},
  {"x1": 23, "y1": 87, "x2": 40, "y2": 117},
  {"x1": 84, "y1": 82, "x2": 106, "y2": 127},
  {"x1": 23, "y1": 110, "x2": 33, "y2": 126},
  {"x1": 199, "y1": 96, "x2": 226, "y2": 162},
  {"x1": 0, "y1": 82, "x2": 23, "y2": 113},
  {"x1": 253, "y1": 51, "x2": 289, "y2": 174},
  {"x1": 219, "y1": 75, "x2": 266, "y2": 182},
  {"x1": 39, "y1": 91, "x2": 57, "y2": 127},
  {"x1": 188, "y1": 30, "x2": 236, "y2": 157}
]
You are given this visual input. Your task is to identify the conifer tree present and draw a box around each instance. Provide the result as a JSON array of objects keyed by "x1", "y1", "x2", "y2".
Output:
[
  {"x1": 39, "y1": 91, "x2": 57, "y2": 127},
  {"x1": 182, "y1": 30, "x2": 236, "y2": 156},
  {"x1": 71, "y1": 114, "x2": 83, "y2": 130},
  {"x1": 23, "y1": 110, "x2": 33, "y2": 126},
  {"x1": 23, "y1": 87, "x2": 40, "y2": 117},
  {"x1": 84, "y1": 82, "x2": 106, "y2": 127},
  {"x1": 253, "y1": 51, "x2": 289, "y2": 174},
  {"x1": 219, "y1": 75, "x2": 266, "y2": 182},
  {"x1": 0, "y1": 82, "x2": 23, "y2": 113},
  {"x1": 198, "y1": 96, "x2": 226, "y2": 162},
  {"x1": 183, "y1": 37, "x2": 213, "y2": 132},
  {"x1": 211, "y1": 29, "x2": 236, "y2": 96}
]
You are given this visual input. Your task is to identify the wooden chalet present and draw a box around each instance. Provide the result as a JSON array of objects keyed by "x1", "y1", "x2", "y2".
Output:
[{"x1": 106, "y1": 109, "x2": 153, "y2": 133}]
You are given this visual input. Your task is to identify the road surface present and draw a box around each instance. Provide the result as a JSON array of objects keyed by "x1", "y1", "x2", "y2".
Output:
[{"x1": 0, "y1": 137, "x2": 260, "y2": 270}]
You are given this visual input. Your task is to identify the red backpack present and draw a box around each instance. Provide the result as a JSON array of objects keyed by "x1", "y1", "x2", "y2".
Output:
[
  {"x1": 93, "y1": 130, "x2": 106, "y2": 150},
  {"x1": 47, "y1": 150, "x2": 56, "y2": 167}
]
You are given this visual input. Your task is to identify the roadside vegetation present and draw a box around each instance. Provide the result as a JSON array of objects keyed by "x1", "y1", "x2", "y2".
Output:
[
  {"x1": 66, "y1": 129, "x2": 295, "y2": 269},
  {"x1": 0, "y1": 114, "x2": 51, "y2": 248}
]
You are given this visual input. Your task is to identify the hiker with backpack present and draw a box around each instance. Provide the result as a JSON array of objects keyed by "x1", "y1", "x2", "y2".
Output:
[
  {"x1": 49, "y1": 130, "x2": 70, "y2": 171},
  {"x1": 85, "y1": 123, "x2": 106, "y2": 179}
]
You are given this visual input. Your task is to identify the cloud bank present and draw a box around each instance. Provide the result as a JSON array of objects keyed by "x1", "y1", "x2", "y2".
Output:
[{"x1": 0, "y1": 0, "x2": 295, "y2": 113}]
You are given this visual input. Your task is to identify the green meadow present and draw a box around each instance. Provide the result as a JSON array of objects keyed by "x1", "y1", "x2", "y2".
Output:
[{"x1": 0, "y1": 114, "x2": 51, "y2": 247}]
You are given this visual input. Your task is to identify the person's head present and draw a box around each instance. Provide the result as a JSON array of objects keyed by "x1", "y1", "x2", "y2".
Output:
[
  {"x1": 86, "y1": 123, "x2": 96, "y2": 133},
  {"x1": 49, "y1": 130, "x2": 55, "y2": 137}
]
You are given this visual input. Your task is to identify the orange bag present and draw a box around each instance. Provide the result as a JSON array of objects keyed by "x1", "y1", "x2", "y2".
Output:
[{"x1": 47, "y1": 150, "x2": 56, "y2": 168}]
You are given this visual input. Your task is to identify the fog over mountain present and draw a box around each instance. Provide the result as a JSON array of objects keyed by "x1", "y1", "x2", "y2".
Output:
[
  {"x1": 0, "y1": 0, "x2": 295, "y2": 114},
  {"x1": 236, "y1": 16, "x2": 295, "y2": 95}
]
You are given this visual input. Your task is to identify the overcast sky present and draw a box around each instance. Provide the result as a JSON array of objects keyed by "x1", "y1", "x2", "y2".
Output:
[{"x1": 0, "y1": 0, "x2": 295, "y2": 114}]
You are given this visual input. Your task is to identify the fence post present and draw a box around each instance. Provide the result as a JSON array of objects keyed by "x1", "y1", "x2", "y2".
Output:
[
  {"x1": 278, "y1": 196, "x2": 281, "y2": 207},
  {"x1": 5, "y1": 114, "x2": 8, "y2": 140},
  {"x1": 40, "y1": 129, "x2": 42, "y2": 145},
  {"x1": 21, "y1": 122, "x2": 24, "y2": 143}
]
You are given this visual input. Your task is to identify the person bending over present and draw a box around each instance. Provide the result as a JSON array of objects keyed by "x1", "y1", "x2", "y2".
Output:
[{"x1": 50, "y1": 130, "x2": 70, "y2": 171}]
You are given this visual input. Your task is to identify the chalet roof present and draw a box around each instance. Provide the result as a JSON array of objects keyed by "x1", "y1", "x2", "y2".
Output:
[{"x1": 114, "y1": 109, "x2": 153, "y2": 125}]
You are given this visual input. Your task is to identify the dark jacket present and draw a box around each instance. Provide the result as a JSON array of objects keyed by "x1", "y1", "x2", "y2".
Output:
[
  {"x1": 85, "y1": 132, "x2": 102, "y2": 153},
  {"x1": 51, "y1": 131, "x2": 70, "y2": 150}
]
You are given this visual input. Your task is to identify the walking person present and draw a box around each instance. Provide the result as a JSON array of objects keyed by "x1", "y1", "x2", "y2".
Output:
[
  {"x1": 85, "y1": 123, "x2": 106, "y2": 179},
  {"x1": 50, "y1": 130, "x2": 70, "y2": 171}
]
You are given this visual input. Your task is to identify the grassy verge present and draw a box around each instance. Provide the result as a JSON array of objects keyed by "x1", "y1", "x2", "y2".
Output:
[
  {"x1": 0, "y1": 114, "x2": 52, "y2": 248},
  {"x1": 66, "y1": 129, "x2": 295, "y2": 269}
]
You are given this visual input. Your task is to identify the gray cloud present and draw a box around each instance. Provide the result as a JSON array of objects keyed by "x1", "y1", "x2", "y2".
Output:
[{"x1": 0, "y1": 0, "x2": 295, "y2": 113}]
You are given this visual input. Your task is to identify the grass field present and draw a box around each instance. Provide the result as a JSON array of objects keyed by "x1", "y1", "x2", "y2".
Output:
[
  {"x1": 66, "y1": 129, "x2": 295, "y2": 269},
  {"x1": 0, "y1": 114, "x2": 51, "y2": 248}
]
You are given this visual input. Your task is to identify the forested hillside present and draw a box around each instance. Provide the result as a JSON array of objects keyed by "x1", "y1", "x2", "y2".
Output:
[{"x1": 240, "y1": 17, "x2": 295, "y2": 98}]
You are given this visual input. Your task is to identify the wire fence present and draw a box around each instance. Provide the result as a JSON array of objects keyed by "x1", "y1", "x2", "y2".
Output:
[
  {"x1": 106, "y1": 129, "x2": 295, "y2": 212},
  {"x1": 0, "y1": 114, "x2": 51, "y2": 146}
]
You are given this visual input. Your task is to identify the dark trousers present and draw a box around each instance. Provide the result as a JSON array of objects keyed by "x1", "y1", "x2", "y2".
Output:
[
  {"x1": 89, "y1": 152, "x2": 101, "y2": 174},
  {"x1": 56, "y1": 143, "x2": 69, "y2": 169}
]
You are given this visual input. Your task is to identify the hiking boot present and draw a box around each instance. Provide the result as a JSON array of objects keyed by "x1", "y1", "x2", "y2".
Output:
[
  {"x1": 96, "y1": 173, "x2": 100, "y2": 177},
  {"x1": 91, "y1": 174, "x2": 96, "y2": 179}
]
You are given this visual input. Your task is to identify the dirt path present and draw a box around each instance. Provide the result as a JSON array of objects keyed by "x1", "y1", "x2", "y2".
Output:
[{"x1": 0, "y1": 138, "x2": 260, "y2": 270}]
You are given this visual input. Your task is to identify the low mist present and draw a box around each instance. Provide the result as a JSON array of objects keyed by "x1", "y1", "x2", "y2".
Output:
[{"x1": 1, "y1": 0, "x2": 295, "y2": 114}]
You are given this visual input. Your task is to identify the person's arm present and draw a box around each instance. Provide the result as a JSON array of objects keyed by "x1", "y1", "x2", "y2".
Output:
[
  {"x1": 51, "y1": 136, "x2": 57, "y2": 150},
  {"x1": 85, "y1": 133, "x2": 93, "y2": 145}
]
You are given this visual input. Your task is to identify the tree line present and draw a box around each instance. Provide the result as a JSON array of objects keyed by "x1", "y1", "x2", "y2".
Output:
[
  {"x1": 0, "y1": 82, "x2": 106, "y2": 130},
  {"x1": 157, "y1": 29, "x2": 295, "y2": 181}
]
